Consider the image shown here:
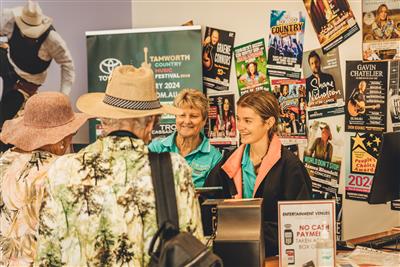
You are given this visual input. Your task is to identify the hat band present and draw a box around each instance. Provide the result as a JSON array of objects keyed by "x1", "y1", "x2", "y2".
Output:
[
  {"x1": 103, "y1": 94, "x2": 161, "y2": 110},
  {"x1": 21, "y1": 17, "x2": 42, "y2": 27}
]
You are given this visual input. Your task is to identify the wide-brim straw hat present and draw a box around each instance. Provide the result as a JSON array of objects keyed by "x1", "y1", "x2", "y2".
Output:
[
  {"x1": 77, "y1": 64, "x2": 182, "y2": 119},
  {"x1": 14, "y1": 1, "x2": 52, "y2": 39},
  {"x1": 1, "y1": 92, "x2": 90, "y2": 151}
]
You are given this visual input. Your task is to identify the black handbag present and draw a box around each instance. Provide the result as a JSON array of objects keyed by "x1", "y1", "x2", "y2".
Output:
[{"x1": 148, "y1": 152, "x2": 223, "y2": 267}]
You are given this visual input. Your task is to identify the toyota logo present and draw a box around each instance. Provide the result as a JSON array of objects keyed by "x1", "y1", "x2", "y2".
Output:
[{"x1": 99, "y1": 58, "x2": 122, "y2": 75}]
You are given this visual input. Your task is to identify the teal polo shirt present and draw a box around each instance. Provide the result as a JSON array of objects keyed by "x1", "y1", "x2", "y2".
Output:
[
  {"x1": 242, "y1": 144, "x2": 257, "y2": 198},
  {"x1": 148, "y1": 132, "x2": 222, "y2": 188}
]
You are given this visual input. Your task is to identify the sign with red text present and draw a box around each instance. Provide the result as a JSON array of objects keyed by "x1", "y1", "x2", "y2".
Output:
[
  {"x1": 278, "y1": 200, "x2": 336, "y2": 267},
  {"x1": 345, "y1": 132, "x2": 382, "y2": 201}
]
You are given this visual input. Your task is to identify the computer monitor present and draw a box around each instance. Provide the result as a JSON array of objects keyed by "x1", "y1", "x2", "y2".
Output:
[{"x1": 368, "y1": 132, "x2": 400, "y2": 204}]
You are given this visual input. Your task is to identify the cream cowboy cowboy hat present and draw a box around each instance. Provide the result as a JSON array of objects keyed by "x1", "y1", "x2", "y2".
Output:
[
  {"x1": 14, "y1": 1, "x2": 53, "y2": 39},
  {"x1": 76, "y1": 64, "x2": 182, "y2": 119}
]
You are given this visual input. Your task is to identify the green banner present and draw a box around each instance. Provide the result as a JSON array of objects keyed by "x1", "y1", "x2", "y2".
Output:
[{"x1": 86, "y1": 26, "x2": 202, "y2": 141}]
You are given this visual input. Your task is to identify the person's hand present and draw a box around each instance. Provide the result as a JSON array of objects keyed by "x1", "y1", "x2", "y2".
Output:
[{"x1": 203, "y1": 36, "x2": 211, "y2": 46}]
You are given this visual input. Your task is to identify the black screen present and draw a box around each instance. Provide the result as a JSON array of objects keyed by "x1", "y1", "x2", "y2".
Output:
[{"x1": 368, "y1": 132, "x2": 400, "y2": 204}]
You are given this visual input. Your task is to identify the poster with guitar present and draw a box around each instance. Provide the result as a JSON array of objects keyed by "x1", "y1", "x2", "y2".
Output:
[
  {"x1": 389, "y1": 61, "x2": 400, "y2": 132},
  {"x1": 345, "y1": 61, "x2": 387, "y2": 133},
  {"x1": 202, "y1": 26, "x2": 235, "y2": 92}
]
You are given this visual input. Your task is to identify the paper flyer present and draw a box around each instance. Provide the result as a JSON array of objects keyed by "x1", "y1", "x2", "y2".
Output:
[
  {"x1": 304, "y1": 106, "x2": 345, "y2": 194},
  {"x1": 234, "y1": 38, "x2": 270, "y2": 96},
  {"x1": 389, "y1": 61, "x2": 400, "y2": 131},
  {"x1": 303, "y1": 0, "x2": 360, "y2": 53},
  {"x1": 206, "y1": 93, "x2": 238, "y2": 146},
  {"x1": 302, "y1": 48, "x2": 344, "y2": 109},
  {"x1": 202, "y1": 26, "x2": 235, "y2": 92},
  {"x1": 345, "y1": 61, "x2": 388, "y2": 133},
  {"x1": 345, "y1": 132, "x2": 382, "y2": 201},
  {"x1": 362, "y1": 0, "x2": 400, "y2": 61},
  {"x1": 271, "y1": 79, "x2": 307, "y2": 142},
  {"x1": 267, "y1": 10, "x2": 305, "y2": 79}
]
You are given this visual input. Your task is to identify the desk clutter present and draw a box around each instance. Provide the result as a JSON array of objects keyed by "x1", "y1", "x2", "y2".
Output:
[{"x1": 336, "y1": 246, "x2": 400, "y2": 267}]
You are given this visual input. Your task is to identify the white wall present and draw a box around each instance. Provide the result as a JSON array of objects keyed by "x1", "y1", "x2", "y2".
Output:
[
  {"x1": 132, "y1": 0, "x2": 400, "y2": 240},
  {"x1": 1, "y1": 0, "x2": 132, "y2": 144}
]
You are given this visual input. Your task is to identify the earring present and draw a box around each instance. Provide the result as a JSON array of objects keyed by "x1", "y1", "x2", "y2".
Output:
[{"x1": 60, "y1": 142, "x2": 65, "y2": 150}]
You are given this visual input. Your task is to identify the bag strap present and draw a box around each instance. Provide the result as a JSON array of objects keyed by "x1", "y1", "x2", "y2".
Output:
[{"x1": 149, "y1": 152, "x2": 179, "y2": 229}]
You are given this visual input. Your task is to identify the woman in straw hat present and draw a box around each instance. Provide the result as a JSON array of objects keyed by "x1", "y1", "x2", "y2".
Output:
[
  {"x1": 0, "y1": 91, "x2": 90, "y2": 266},
  {"x1": 34, "y1": 65, "x2": 204, "y2": 266}
]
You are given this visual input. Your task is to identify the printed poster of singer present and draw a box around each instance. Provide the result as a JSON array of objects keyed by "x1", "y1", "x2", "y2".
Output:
[
  {"x1": 303, "y1": 0, "x2": 359, "y2": 53},
  {"x1": 202, "y1": 27, "x2": 235, "y2": 91},
  {"x1": 304, "y1": 107, "x2": 344, "y2": 194},
  {"x1": 272, "y1": 79, "x2": 307, "y2": 139},
  {"x1": 362, "y1": 0, "x2": 400, "y2": 61},
  {"x1": 207, "y1": 94, "x2": 237, "y2": 141},
  {"x1": 302, "y1": 48, "x2": 344, "y2": 109}
]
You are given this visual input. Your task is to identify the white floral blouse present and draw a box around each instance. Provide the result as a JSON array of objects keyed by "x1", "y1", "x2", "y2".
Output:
[
  {"x1": 0, "y1": 150, "x2": 57, "y2": 266},
  {"x1": 35, "y1": 135, "x2": 204, "y2": 267}
]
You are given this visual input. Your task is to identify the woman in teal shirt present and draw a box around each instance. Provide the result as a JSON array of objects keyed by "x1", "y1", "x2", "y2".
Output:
[
  {"x1": 205, "y1": 91, "x2": 312, "y2": 256},
  {"x1": 149, "y1": 89, "x2": 222, "y2": 187}
]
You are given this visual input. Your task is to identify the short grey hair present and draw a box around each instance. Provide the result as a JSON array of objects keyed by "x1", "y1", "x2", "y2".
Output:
[{"x1": 101, "y1": 116, "x2": 154, "y2": 130}]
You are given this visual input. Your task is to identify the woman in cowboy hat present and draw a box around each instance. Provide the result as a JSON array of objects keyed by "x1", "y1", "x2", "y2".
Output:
[
  {"x1": 0, "y1": 0, "x2": 74, "y2": 129},
  {"x1": 0, "y1": 91, "x2": 90, "y2": 266},
  {"x1": 34, "y1": 65, "x2": 204, "y2": 267},
  {"x1": 307, "y1": 124, "x2": 333, "y2": 162}
]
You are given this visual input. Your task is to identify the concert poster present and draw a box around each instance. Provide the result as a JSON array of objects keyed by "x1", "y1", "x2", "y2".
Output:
[
  {"x1": 303, "y1": 0, "x2": 360, "y2": 54},
  {"x1": 234, "y1": 38, "x2": 270, "y2": 96},
  {"x1": 302, "y1": 48, "x2": 344, "y2": 109},
  {"x1": 362, "y1": 0, "x2": 400, "y2": 61},
  {"x1": 202, "y1": 26, "x2": 235, "y2": 92},
  {"x1": 391, "y1": 200, "x2": 400, "y2": 211},
  {"x1": 205, "y1": 93, "x2": 238, "y2": 146},
  {"x1": 267, "y1": 10, "x2": 305, "y2": 79},
  {"x1": 345, "y1": 132, "x2": 382, "y2": 201},
  {"x1": 389, "y1": 61, "x2": 400, "y2": 131},
  {"x1": 271, "y1": 79, "x2": 307, "y2": 143},
  {"x1": 304, "y1": 106, "x2": 345, "y2": 194},
  {"x1": 345, "y1": 61, "x2": 388, "y2": 133}
]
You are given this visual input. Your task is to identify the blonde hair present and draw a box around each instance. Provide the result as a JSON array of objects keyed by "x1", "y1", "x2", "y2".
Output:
[
  {"x1": 173, "y1": 89, "x2": 208, "y2": 120},
  {"x1": 237, "y1": 91, "x2": 279, "y2": 139}
]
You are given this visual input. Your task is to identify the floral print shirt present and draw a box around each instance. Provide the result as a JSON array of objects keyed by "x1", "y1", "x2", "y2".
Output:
[
  {"x1": 0, "y1": 150, "x2": 57, "y2": 266},
  {"x1": 35, "y1": 136, "x2": 204, "y2": 267}
]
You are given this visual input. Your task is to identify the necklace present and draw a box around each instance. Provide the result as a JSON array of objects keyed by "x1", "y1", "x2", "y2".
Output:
[{"x1": 250, "y1": 149, "x2": 268, "y2": 166}]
